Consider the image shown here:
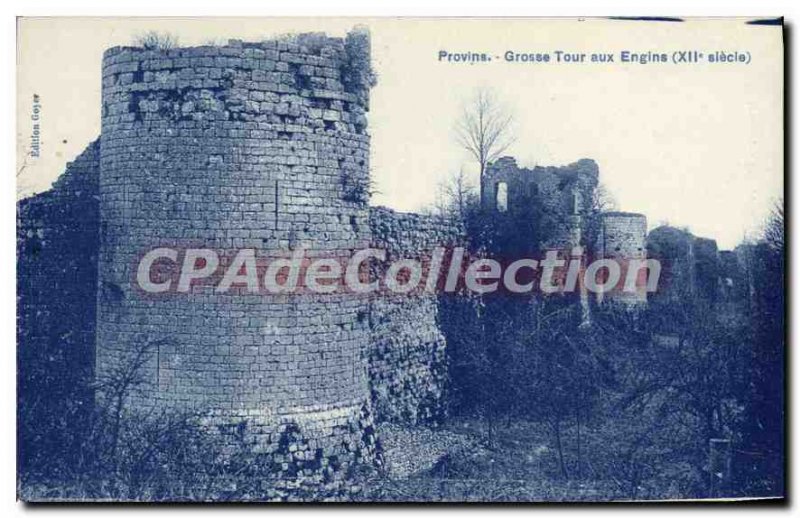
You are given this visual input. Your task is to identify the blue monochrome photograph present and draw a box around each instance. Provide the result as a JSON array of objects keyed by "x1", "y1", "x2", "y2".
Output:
[{"x1": 15, "y1": 17, "x2": 785, "y2": 503}]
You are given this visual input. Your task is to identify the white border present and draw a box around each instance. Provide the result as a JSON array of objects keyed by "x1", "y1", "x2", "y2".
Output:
[{"x1": 4, "y1": 1, "x2": 795, "y2": 516}]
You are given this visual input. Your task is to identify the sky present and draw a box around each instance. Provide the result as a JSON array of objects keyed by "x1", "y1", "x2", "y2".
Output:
[{"x1": 17, "y1": 17, "x2": 783, "y2": 249}]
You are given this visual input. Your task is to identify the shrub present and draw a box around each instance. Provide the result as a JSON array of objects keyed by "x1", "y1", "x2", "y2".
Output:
[{"x1": 133, "y1": 31, "x2": 179, "y2": 50}]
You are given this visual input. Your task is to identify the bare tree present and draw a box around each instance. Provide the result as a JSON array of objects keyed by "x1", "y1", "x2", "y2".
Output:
[
  {"x1": 763, "y1": 199, "x2": 784, "y2": 254},
  {"x1": 591, "y1": 184, "x2": 618, "y2": 214},
  {"x1": 434, "y1": 168, "x2": 479, "y2": 223},
  {"x1": 93, "y1": 339, "x2": 161, "y2": 470},
  {"x1": 583, "y1": 183, "x2": 618, "y2": 254},
  {"x1": 454, "y1": 88, "x2": 516, "y2": 182}
]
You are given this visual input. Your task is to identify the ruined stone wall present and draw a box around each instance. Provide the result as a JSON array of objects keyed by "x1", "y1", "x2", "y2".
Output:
[
  {"x1": 368, "y1": 207, "x2": 463, "y2": 424},
  {"x1": 647, "y1": 226, "x2": 694, "y2": 302},
  {"x1": 21, "y1": 29, "x2": 718, "y2": 490},
  {"x1": 647, "y1": 225, "x2": 721, "y2": 305},
  {"x1": 693, "y1": 237, "x2": 720, "y2": 302},
  {"x1": 17, "y1": 141, "x2": 101, "y2": 449},
  {"x1": 97, "y1": 31, "x2": 378, "y2": 477},
  {"x1": 598, "y1": 212, "x2": 648, "y2": 305},
  {"x1": 481, "y1": 157, "x2": 599, "y2": 249},
  {"x1": 719, "y1": 249, "x2": 752, "y2": 305},
  {"x1": 17, "y1": 31, "x2": 470, "y2": 484},
  {"x1": 17, "y1": 141, "x2": 101, "y2": 388}
]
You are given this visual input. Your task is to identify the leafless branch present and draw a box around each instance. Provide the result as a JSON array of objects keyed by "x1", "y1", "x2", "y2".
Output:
[{"x1": 454, "y1": 88, "x2": 517, "y2": 180}]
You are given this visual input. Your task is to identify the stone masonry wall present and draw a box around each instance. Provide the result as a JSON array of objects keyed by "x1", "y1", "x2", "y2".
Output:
[
  {"x1": 97, "y1": 31, "x2": 378, "y2": 480},
  {"x1": 17, "y1": 141, "x2": 101, "y2": 460},
  {"x1": 693, "y1": 237, "x2": 720, "y2": 302},
  {"x1": 647, "y1": 225, "x2": 721, "y2": 305},
  {"x1": 17, "y1": 140, "x2": 101, "y2": 395},
  {"x1": 481, "y1": 157, "x2": 599, "y2": 249},
  {"x1": 18, "y1": 29, "x2": 675, "y2": 490},
  {"x1": 598, "y1": 212, "x2": 648, "y2": 305},
  {"x1": 368, "y1": 207, "x2": 464, "y2": 424},
  {"x1": 16, "y1": 30, "x2": 469, "y2": 485}
]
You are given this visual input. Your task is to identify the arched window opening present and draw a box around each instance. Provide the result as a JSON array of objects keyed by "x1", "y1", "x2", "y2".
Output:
[
  {"x1": 572, "y1": 191, "x2": 582, "y2": 215},
  {"x1": 496, "y1": 182, "x2": 508, "y2": 212}
]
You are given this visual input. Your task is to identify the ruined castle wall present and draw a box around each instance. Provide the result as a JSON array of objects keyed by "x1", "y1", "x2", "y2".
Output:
[
  {"x1": 17, "y1": 141, "x2": 102, "y2": 473},
  {"x1": 17, "y1": 141, "x2": 101, "y2": 394},
  {"x1": 647, "y1": 226, "x2": 720, "y2": 305},
  {"x1": 693, "y1": 237, "x2": 720, "y2": 302},
  {"x1": 368, "y1": 207, "x2": 463, "y2": 424},
  {"x1": 647, "y1": 226, "x2": 695, "y2": 302},
  {"x1": 719, "y1": 249, "x2": 751, "y2": 304},
  {"x1": 599, "y1": 212, "x2": 648, "y2": 304},
  {"x1": 481, "y1": 157, "x2": 599, "y2": 249},
  {"x1": 97, "y1": 32, "x2": 378, "y2": 474}
]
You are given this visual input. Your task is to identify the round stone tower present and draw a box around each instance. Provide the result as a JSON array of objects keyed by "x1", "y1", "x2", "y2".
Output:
[
  {"x1": 598, "y1": 212, "x2": 648, "y2": 305},
  {"x1": 96, "y1": 30, "x2": 377, "y2": 477}
]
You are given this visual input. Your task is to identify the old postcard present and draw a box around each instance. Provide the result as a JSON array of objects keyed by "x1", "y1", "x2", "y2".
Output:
[{"x1": 16, "y1": 17, "x2": 784, "y2": 502}]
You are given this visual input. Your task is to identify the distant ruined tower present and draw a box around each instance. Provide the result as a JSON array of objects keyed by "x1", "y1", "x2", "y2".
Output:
[
  {"x1": 647, "y1": 225, "x2": 721, "y2": 305},
  {"x1": 96, "y1": 30, "x2": 378, "y2": 475},
  {"x1": 481, "y1": 157, "x2": 599, "y2": 250},
  {"x1": 597, "y1": 212, "x2": 648, "y2": 305},
  {"x1": 480, "y1": 158, "x2": 649, "y2": 307}
]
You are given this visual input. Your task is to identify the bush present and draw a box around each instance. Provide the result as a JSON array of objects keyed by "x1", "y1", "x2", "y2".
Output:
[
  {"x1": 133, "y1": 31, "x2": 179, "y2": 50},
  {"x1": 18, "y1": 339, "x2": 316, "y2": 501}
]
